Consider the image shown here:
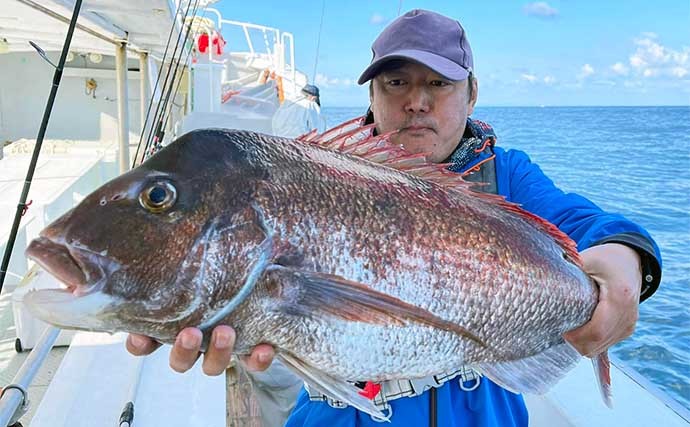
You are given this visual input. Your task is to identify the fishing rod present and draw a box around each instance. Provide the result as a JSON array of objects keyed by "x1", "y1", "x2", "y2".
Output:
[
  {"x1": 0, "y1": 4, "x2": 83, "y2": 426},
  {"x1": 131, "y1": 0, "x2": 185, "y2": 168},
  {"x1": 0, "y1": 328, "x2": 60, "y2": 427},
  {"x1": 156, "y1": 6, "x2": 214, "y2": 147},
  {"x1": 145, "y1": 0, "x2": 206, "y2": 159},
  {"x1": 142, "y1": 0, "x2": 202, "y2": 160},
  {"x1": 0, "y1": 0, "x2": 83, "y2": 295},
  {"x1": 135, "y1": 0, "x2": 194, "y2": 163},
  {"x1": 134, "y1": 0, "x2": 204, "y2": 165},
  {"x1": 118, "y1": 356, "x2": 146, "y2": 427}
]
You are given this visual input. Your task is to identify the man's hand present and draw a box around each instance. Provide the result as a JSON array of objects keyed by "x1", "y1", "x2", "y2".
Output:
[
  {"x1": 126, "y1": 326, "x2": 275, "y2": 376},
  {"x1": 564, "y1": 243, "x2": 642, "y2": 357}
]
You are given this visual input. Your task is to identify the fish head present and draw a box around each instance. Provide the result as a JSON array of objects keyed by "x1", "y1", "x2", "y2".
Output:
[{"x1": 24, "y1": 129, "x2": 268, "y2": 340}]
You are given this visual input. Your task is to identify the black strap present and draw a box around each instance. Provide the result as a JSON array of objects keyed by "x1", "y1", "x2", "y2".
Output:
[{"x1": 429, "y1": 387, "x2": 437, "y2": 427}]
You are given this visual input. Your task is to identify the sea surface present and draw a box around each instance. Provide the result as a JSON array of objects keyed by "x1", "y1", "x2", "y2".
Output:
[{"x1": 322, "y1": 106, "x2": 690, "y2": 411}]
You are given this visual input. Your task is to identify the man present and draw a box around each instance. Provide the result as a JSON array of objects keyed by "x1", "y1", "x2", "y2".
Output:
[
  {"x1": 128, "y1": 9, "x2": 661, "y2": 427},
  {"x1": 301, "y1": 83, "x2": 321, "y2": 107},
  {"x1": 271, "y1": 83, "x2": 327, "y2": 138}
]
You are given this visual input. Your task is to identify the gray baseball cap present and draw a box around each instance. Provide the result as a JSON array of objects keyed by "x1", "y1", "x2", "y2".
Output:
[{"x1": 358, "y1": 9, "x2": 474, "y2": 84}]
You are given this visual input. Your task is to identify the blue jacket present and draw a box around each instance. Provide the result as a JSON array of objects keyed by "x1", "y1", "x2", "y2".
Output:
[{"x1": 284, "y1": 137, "x2": 662, "y2": 427}]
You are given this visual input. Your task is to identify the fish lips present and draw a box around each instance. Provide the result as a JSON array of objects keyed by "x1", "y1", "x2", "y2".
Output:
[
  {"x1": 24, "y1": 237, "x2": 121, "y2": 331},
  {"x1": 25, "y1": 236, "x2": 115, "y2": 296}
]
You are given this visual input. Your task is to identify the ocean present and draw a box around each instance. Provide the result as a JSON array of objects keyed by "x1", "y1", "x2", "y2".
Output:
[{"x1": 322, "y1": 106, "x2": 690, "y2": 411}]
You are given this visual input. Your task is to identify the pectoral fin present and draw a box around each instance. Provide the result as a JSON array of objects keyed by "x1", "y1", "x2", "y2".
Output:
[{"x1": 267, "y1": 266, "x2": 486, "y2": 348}]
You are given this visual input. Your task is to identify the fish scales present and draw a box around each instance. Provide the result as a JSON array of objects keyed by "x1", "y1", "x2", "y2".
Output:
[
  {"x1": 217, "y1": 132, "x2": 595, "y2": 371},
  {"x1": 24, "y1": 125, "x2": 608, "y2": 416}
]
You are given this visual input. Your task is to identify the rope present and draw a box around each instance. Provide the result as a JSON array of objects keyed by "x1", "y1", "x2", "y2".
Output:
[
  {"x1": 398, "y1": 0, "x2": 403, "y2": 16},
  {"x1": 311, "y1": 0, "x2": 326, "y2": 83}
]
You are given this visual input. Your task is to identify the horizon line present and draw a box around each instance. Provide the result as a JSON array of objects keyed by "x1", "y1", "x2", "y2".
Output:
[{"x1": 322, "y1": 104, "x2": 690, "y2": 109}]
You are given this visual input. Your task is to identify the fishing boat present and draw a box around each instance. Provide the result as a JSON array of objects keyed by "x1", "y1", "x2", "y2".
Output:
[{"x1": 0, "y1": 1, "x2": 688, "y2": 426}]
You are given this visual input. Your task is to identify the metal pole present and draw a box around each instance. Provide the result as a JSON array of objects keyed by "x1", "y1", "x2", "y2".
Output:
[
  {"x1": 139, "y1": 52, "x2": 150, "y2": 133},
  {"x1": 0, "y1": 0, "x2": 83, "y2": 293},
  {"x1": 137, "y1": 52, "x2": 150, "y2": 166},
  {"x1": 116, "y1": 42, "x2": 130, "y2": 174},
  {"x1": 0, "y1": 328, "x2": 60, "y2": 426}
]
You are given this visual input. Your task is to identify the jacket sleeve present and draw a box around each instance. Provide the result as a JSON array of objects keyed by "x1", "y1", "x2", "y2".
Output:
[{"x1": 496, "y1": 148, "x2": 662, "y2": 301}]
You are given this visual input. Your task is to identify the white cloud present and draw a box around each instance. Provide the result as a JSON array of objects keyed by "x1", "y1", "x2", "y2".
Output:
[
  {"x1": 523, "y1": 2, "x2": 559, "y2": 18},
  {"x1": 611, "y1": 62, "x2": 629, "y2": 75},
  {"x1": 640, "y1": 32, "x2": 658, "y2": 39},
  {"x1": 369, "y1": 13, "x2": 387, "y2": 25},
  {"x1": 579, "y1": 64, "x2": 595, "y2": 79},
  {"x1": 630, "y1": 55, "x2": 647, "y2": 68},
  {"x1": 315, "y1": 73, "x2": 355, "y2": 88},
  {"x1": 671, "y1": 67, "x2": 688, "y2": 78},
  {"x1": 521, "y1": 73, "x2": 538, "y2": 83},
  {"x1": 627, "y1": 35, "x2": 690, "y2": 79},
  {"x1": 517, "y1": 73, "x2": 557, "y2": 86},
  {"x1": 623, "y1": 80, "x2": 643, "y2": 88},
  {"x1": 672, "y1": 51, "x2": 689, "y2": 66}
]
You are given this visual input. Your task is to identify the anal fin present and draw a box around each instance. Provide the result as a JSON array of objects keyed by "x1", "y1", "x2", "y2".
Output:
[
  {"x1": 276, "y1": 352, "x2": 388, "y2": 421},
  {"x1": 593, "y1": 351, "x2": 613, "y2": 408},
  {"x1": 475, "y1": 341, "x2": 582, "y2": 395},
  {"x1": 476, "y1": 344, "x2": 613, "y2": 409}
]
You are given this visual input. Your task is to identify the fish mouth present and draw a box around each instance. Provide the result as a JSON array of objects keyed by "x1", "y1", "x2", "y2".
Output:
[
  {"x1": 24, "y1": 237, "x2": 120, "y2": 331},
  {"x1": 25, "y1": 236, "x2": 114, "y2": 297}
]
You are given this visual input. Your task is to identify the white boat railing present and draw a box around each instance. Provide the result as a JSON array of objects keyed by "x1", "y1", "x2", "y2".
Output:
[{"x1": 205, "y1": 7, "x2": 297, "y2": 93}]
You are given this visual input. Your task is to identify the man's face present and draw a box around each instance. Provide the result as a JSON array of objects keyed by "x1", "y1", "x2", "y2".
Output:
[{"x1": 370, "y1": 62, "x2": 478, "y2": 163}]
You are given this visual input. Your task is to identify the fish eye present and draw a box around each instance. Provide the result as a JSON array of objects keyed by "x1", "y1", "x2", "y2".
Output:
[{"x1": 139, "y1": 181, "x2": 177, "y2": 213}]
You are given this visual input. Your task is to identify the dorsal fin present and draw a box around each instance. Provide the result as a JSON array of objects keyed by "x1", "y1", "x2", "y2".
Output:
[{"x1": 297, "y1": 116, "x2": 582, "y2": 267}]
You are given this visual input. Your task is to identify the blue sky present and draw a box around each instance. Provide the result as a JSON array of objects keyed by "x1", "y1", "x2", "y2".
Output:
[{"x1": 216, "y1": 0, "x2": 690, "y2": 107}]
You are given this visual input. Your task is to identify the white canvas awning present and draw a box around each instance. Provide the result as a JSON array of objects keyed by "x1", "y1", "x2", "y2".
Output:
[{"x1": 0, "y1": 0, "x2": 212, "y2": 57}]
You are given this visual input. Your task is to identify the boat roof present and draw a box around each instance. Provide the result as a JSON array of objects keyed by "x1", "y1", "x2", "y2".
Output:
[{"x1": 0, "y1": 0, "x2": 214, "y2": 57}]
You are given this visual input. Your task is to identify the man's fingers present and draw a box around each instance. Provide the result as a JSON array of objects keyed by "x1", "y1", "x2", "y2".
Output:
[
  {"x1": 201, "y1": 326, "x2": 236, "y2": 376},
  {"x1": 241, "y1": 344, "x2": 275, "y2": 372},
  {"x1": 126, "y1": 334, "x2": 162, "y2": 356},
  {"x1": 133, "y1": 326, "x2": 273, "y2": 375},
  {"x1": 169, "y1": 327, "x2": 203, "y2": 373}
]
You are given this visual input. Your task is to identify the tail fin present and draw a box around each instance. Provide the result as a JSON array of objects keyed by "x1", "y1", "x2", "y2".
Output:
[{"x1": 592, "y1": 351, "x2": 613, "y2": 408}]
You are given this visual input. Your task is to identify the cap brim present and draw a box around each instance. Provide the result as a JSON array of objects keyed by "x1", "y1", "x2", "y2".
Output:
[{"x1": 357, "y1": 49, "x2": 470, "y2": 85}]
